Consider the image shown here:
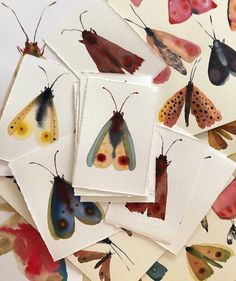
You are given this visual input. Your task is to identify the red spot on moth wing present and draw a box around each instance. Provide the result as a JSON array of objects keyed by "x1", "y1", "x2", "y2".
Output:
[
  {"x1": 190, "y1": 85, "x2": 222, "y2": 129},
  {"x1": 152, "y1": 30, "x2": 201, "y2": 63},
  {"x1": 158, "y1": 87, "x2": 186, "y2": 127},
  {"x1": 83, "y1": 32, "x2": 144, "y2": 74},
  {"x1": 212, "y1": 177, "x2": 236, "y2": 219},
  {"x1": 125, "y1": 202, "x2": 148, "y2": 214},
  {"x1": 153, "y1": 66, "x2": 171, "y2": 84},
  {"x1": 189, "y1": 0, "x2": 217, "y2": 14},
  {"x1": 168, "y1": 0, "x2": 192, "y2": 24},
  {"x1": 99, "y1": 255, "x2": 111, "y2": 281}
]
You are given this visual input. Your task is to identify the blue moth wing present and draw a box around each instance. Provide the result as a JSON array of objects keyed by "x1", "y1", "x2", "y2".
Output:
[
  {"x1": 58, "y1": 259, "x2": 68, "y2": 281},
  {"x1": 86, "y1": 119, "x2": 112, "y2": 167},
  {"x1": 48, "y1": 177, "x2": 76, "y2": 239},
  {"x1": 122, "y1": 121, "x2": 136, "y2": 171},
  {"x1": 71, "y1": 196, "x2": 105, "y2": 225},
  {"x1": 146, "y1": 261, "x2": 168, "y2": 281}
]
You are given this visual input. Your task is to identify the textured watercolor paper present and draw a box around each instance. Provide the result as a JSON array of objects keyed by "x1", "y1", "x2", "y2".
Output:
[
  {"x1": 10, "y1": 135, "x2": 117, "y2": 260},
  {"x1": 158, "y1": 148, "x2": 236, "y2": 254},
  {"x1": 159, "y1": 209, "x2": 236, "y2": 281},
  {"x1": 73, "y1": 76, "x2": 158, "y2": 195},
  {"x1": 44, "y1": 0, "x2": 165, "y2": 80},
  {"x1": 105, "y1": 126, "x2": 211, "y2": 243},
  {"x1": 0, "y1": 55, "x2": 77, "y2": 162},
  {"x1": 108, "y1": 0, "x2": 236, "y2": 135},
  {"x1": 68, "y1": 230, "x2": 164, "y2": 281}
]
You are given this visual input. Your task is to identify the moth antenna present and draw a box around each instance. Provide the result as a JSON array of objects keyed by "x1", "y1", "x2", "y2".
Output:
[
  {"x1": 2, "y1": 2, "x2": 29, "y2": 42},
  {"x1": 129, "y1": 4, "x2": 147, "y2": 28},
  {"x1": 80, "y1": 10, "x2": 88, "y2": 30},
  {"x1": 209, "y1": 15, "x2": 217, "y2": 40},
  {"x1": 190, "y1": 58, "x2": 201, "y2": 83},
  {"x1": 165, "y1": 139, "x2": 183, "y2": 156},
  {"x1": 110, "y1": 240, "x2": 134, "y2": 265},
  {"x1": 157, "y1": 132, "x2": 164, "y2": 155},
  {"x1": 110, "y1": 245, "x2": 130, "y2": 271},
  {"x1": 61, "y1": 28, "x2": 82, "y2": 35},
  {"x1": 53, "y1": 150, "x2": 59, "y2": 176},
  {"x1": 33, "y1": 1, "x2": 56, "y2": 42},
  {"x1": 29, "y1": 162, "x2": 55, "y2": 177},
  {"x1": 119, "y1": 92, "x2": 139, "y2": 113},
  {"x1": 50, "y1": 72, "x2": 69, "y2": 89},
  {"x1": 197, "y1": 21, "x2": 214, "y2": 40},
  {"x1": 38, "y1": 66, "x2": 49, "y2": 87},
  {"x1": 125, "y1": 18, "x2": 145, "y2": 29},
  {"x1": 102, "y1": 87, "x2": 118, "y2": 112}
]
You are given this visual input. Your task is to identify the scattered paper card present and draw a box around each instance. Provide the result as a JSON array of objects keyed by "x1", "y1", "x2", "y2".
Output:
[
  {"x1": 10, "y1": 135, "x2": 117, "y2": 260},
  {"x1": 44, "y1": 0, "x2": 165, "y2": 81},
  {"x1": 67, "y1": 229, "x2": 164, "y2": 281},
  {"x1": 159, "y1": 208, "x2": 236, "y2": 281},
  {"x1": 0, "y1": 55, "x2": 77, "y2": 162},
  {"x1": 73, "y1": 76, "x2": 158, "y2": 195},
  {"x1": 158, "y1": 147, "x2": 236, "y2": 254},
  {"x1": 109, "y1": 0, "x2": 236, "y2": 135},
  {"x1": 105, "y1": 125, "x2": 212, "y2": 243}
]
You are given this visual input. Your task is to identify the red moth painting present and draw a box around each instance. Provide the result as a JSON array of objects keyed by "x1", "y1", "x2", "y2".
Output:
[
  {"x1": 126, "y1": 136, "x2": 182, "y2": 220},
  {"x1": 61, "y1": 11, "x2": 144, "y2": 75},
  {"x1": 0, "y1": 203, "x2": 67, "y2": 281}
]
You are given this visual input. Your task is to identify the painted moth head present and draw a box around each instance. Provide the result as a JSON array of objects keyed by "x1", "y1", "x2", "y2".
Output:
[
  {"x1": 61, "y1": 10, "x2": 98, "y2": 44},
  {"x1": 156, "y1": 133, "x2": 182, "y2": 175},
  {"x1": 2, "y1": 2, "x2": 56, "y2": 57}
]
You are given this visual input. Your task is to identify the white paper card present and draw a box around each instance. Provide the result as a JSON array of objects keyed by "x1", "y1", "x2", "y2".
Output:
[
  {"x1": 44, "y1": 0, "x2": 165, "y2": 80},
  {"x1": 73, "y1": 77, "x2": 158, "y2": 195},
  {"x1": 10, "y1": 135, "x2": 117, "y2": 260}
]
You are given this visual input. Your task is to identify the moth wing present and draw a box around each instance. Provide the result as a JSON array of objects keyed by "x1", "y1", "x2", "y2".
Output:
[
  {"x1": 192, "y1": 244, "x2": 233, "y2": 262},
  {"x1": 189, "y1": 0, "x2": 217, "y2": 14},
  {"x1": 84, "y1": 33, "x2": 144, "y2": 74},
  {"x1": 186, "y1": 251, "x2": 213, "y2": 281},
  {"x1": 99, "y1": 256, "x2": 111, "y2": 281},
  {"x1": 190, "y1": 85, "x2": 222, "y2": 129},
  {"x1": 221, "y1": 42, "x2": 236, "y2": 74},
  {"x1": 208, "y1": 129, "x2": 228, "y2": 150},
  {"x1": 86, "y1": 119, "x2": 113, "y2": 168},
  {"x1": 228, "y1": 0, "x2": 236, "y2": 30},
  {"x1": 125, "y1": 202, "x2": 148, "y2": 214},
  {"x1": 113, "y1": 122, "x2": 136, "y2": 171},
  {"x1": 208, "y1": 45, "x2": 230, "y2": 86},
  {"x1": 74, "y1": 250, "x2": 107, "y2": 263},
  {"x1": 72, "y1": 195, "x2": 105, "y2": 225},
  {"x1": 147, "y1": 166, "x2": 168, "y2": 220},
  {"x1": 152, "y1": 30, "x2": 201, "y2": 63},
  {"x1": 131, "y1": 0, "x2": 143, "y2": 7},
  {"x1": 48, "y1": 180, "x2": 75, "y2": 239},
  {"x1": 221, "y1": 120, "x2": 236, "y2": 135},
  {"x1": 146, "y1": 32, "x2": 187, "y2": 75},
  {"x1": 35, "y1": 102, "x2": 58, "y2": 146},
  {"x1": 159, "y1": 87, "x2": 186, "y2": 127},
  {"x1": 168, "y1": 0, "x2": 192, "y2": 24},
  {"x1": 8, "y1": 97, "x2": 37, "y2": 140}
]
